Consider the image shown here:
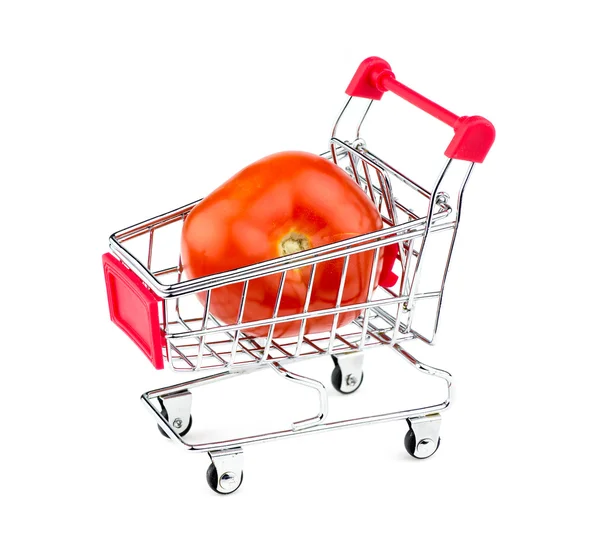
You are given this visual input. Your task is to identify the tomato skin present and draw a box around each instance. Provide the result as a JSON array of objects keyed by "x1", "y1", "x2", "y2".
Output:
[{"x1": 181, "y1": 151, "x2": 383, "y2": 337}]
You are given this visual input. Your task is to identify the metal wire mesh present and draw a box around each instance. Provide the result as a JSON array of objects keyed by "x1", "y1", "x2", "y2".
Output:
[{"x1": 110, "y1": 138, "x2": 463, "y2": 372}]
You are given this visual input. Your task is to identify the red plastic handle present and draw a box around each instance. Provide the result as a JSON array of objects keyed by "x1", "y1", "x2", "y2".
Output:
[
  {"x1": 346, "y1": 57, "x2": 495, "y2": 163},
  {"x1": 103, "y1": 253, "x2": 165, "y2": 369}
]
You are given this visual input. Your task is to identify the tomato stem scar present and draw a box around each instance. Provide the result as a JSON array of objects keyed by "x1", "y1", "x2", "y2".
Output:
[{"x1": 279, "y1": 232, "x2": 311, "y2": 256}]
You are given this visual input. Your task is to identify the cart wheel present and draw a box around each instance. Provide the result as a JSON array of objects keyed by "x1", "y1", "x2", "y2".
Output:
[
  {"x1": 404, "y1": 428, "x2": 441, "y2": 459},
  {"x1": 206, "y1": 462, "x2": 244, "y2": 495},
  {"x1": 157, "y1": 407, "x2": 193, "y2": 439},
  {"x1": 331, "y1": 363, "x2": 364, "y2": 394}
]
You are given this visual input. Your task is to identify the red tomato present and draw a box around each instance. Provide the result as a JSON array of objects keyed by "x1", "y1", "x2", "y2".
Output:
[{"x1": 181, "y1": 151, "x2": 383, "y2": 337}]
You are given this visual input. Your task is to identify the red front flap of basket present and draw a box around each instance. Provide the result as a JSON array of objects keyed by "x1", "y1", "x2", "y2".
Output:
[{"x1": 102, "y1": 253, "x2": 165, "y2": 369}]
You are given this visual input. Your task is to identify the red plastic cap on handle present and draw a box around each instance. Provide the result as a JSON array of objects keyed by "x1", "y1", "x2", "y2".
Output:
[
  {"x1": 103, "y1": 253, "x2": 165, "y2": 369},
  {"x1": 346, "y1": 57, "x2": 495, "y2": 163},
  {"x1": 345, "y1": 56, "x2": 394, "y2": 100},
  {"x1": 445, "y1": 116, "x2": 496, "y2": 164}
]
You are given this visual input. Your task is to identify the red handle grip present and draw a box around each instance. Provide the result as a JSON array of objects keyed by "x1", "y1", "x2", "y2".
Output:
[{"x1": 346, "y1": 57, "x2": 495, "y2": 163}]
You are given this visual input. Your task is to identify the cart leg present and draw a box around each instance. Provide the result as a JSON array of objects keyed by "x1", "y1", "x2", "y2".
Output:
[
  {"x1": 157, "y1": 390, "x2": 193, "y2": 438},
  {"x1": 207, "y1": 447, "x2": 244, "y2": 495},
  {"x1": 404, "y1": 414, "x2": 442, "y2": 459},
  {"x1": 270, "y1": 362, "x2": 329, "y2": 431},
  {"x1": 331, "y1": 352, "x2": 364, "y2": 394}
]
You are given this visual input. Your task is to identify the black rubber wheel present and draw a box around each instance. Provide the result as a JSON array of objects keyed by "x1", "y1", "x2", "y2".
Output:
[
  {"x1": 157, "y1": 407, "x2": 193, "y2": 438},
  {"x1": 206, "y1": 462, "x2": 219, "y2": 492},
  {"x1": 331, "y1": 362, "x2": 364, "y2": 394},
  {"x1": 404, "y1": 428, "x2": 441, "y2": 459},
  {"x1": 206, "y1": 463, "x2": 243, "y2": 495}
]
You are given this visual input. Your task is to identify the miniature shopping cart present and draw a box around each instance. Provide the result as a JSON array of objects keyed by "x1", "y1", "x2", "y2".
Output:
[{"x1": 103, "y1": 57, "x2": 494, "y2": 494}]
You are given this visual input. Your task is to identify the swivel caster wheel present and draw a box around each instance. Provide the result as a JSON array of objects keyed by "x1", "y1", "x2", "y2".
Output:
[
  {"x1": 206, "y1": 463, "x2": 244, "y2": 495},
  {"x1": 404, "y1": 414, "x2": 442, "y2": 459},
  {"x1": 331, "y1": 353, "x2": 364, "y2": 394},
  {"x1": 207, "y1": 448, "x2": 244, "y2": 495},
  {"x1": 156, "y1": 390, "x2": 193, "y2": 438},
  {"x1": 157, "y1": 407, "x2": 193, "y2": 438},
  {"x1": 404, "y1": 428, "x2": 440, "y2": 459}
]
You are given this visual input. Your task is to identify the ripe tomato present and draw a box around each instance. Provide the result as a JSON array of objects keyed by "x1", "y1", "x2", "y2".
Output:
[{"x1": 181, "y1": 151, "x2": 384, "y2": 338}]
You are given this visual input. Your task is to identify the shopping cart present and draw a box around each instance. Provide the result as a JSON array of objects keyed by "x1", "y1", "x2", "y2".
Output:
[{"x1": 103, "y1": 56, "x2": 494, "y2": 494}]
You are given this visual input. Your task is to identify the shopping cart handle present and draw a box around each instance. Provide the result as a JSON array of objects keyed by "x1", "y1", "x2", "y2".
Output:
[{"x1": 346, "y1": 57, "x2": 495, "y2": 163}]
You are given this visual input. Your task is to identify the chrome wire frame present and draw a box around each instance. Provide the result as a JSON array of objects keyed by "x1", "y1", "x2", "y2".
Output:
[
  {"x1": 141, "y1": 342, "x2": 452, "y2": 452},
  {"x1": 112, "y1": 94, "x2": 475, "y2": 452}
]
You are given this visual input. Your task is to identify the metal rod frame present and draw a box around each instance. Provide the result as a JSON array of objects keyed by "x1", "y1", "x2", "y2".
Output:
[{"x1": 110, "y1": 93, "x2": 478, "y2": 455}]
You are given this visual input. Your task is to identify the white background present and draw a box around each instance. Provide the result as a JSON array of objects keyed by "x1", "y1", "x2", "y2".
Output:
[{"x1": 1, "y1": 1, "x2": 599, "y2": 549}]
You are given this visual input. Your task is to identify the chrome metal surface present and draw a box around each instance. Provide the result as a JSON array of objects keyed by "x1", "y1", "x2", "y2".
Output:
[
  {"x1": 270, "y1": 361, "x2": 328, "y2": 431},
  {"x1": 428, "y1": 162, "x2": 475, "y2": 344},
  {"x1": 140, "y1": 345, "x2": 452, "y2": 454},
  {"x1": 332, "y1": 352, "x2": 364, "y2": 393},
  {"x1": 403, "y1": 158, "x2": 453, "y2": 331},
  {"x1": 157, "y1": 390, "x2": 192, "y2": 438},
  {"x1": 208, "y1": 448, "x2": 244, "y2": 494},
  {"x1": 107, "y1": 73, "x2": 488, "y2": 488},
  {"x1": 407, "y1": 414, "x2": 442, "y2": 459},
  {"x1": 109, "y1": 209, "x2": 451, "y2": 299}
]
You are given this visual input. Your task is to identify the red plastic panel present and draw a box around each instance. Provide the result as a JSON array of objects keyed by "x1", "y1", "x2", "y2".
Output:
[
  {"x1": 379, "y1": 243, "x2": 399, "y2": 288},
  {"x1": 102, "y1": 253, "x2": 165, "y2": 369}
]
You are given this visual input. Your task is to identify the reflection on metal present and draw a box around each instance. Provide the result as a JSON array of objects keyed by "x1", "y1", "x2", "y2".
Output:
[{"x1": 108, "y1": 73, "x2": 488, "y2": 492}]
